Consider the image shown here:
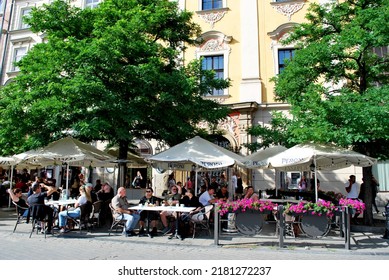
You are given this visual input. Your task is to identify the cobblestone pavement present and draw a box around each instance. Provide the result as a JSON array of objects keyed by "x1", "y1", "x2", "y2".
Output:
[{"x1": 1, "y1": 208, "x2": 388, "y2": 260}]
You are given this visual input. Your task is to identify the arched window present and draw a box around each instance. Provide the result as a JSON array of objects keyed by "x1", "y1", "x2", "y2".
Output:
[
  {"x1": 268, "y1": 23, "x2": 298, "y2": 75},
  {"x1": 134, "y1": 139, "x2": 152, "y2": 156}
]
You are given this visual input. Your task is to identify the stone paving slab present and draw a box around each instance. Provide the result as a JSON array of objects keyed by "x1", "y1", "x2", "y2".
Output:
[{"x1": 1, "y1": 207, "x2": 388, "y2": 260}]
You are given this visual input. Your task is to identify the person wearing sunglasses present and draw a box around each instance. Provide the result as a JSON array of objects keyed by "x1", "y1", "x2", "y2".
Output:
[
  {"x1": 160, "y1": 185, "x2": 182, "y2": 235},
  {"x1": 138, "y1": 187, "x2": 160, "y2": 236}
]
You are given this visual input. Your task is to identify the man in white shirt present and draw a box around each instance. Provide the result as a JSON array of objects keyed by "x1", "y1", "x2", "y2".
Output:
[
  {"x1": 345, "y1": 175, "x2": 359, "y2": 199},
  {"x1": 199, "y1": 187, "x2": 217, "y2": 206},
  {"x1": 345, "y1": 175, "x2": 360, "y2": 224}
]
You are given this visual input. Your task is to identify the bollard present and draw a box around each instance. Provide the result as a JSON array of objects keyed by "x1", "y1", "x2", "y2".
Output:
[{"x1": 382, "y1": 202, "x2": 389, "y2": 239}]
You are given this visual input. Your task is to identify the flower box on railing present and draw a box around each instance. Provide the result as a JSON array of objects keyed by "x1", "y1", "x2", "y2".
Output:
[
  {"x1": 338, "y1": 198, "x2": 365, "y2": 214},
  {"x1": 284, "y1": 200, "x2": 336, "y2": 218},
  {"x1": 217, "y1": 198, "x2": 277, "y2": 217}
]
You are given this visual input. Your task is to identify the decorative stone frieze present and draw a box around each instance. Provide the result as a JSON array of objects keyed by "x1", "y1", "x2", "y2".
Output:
[
  {"x1": 197, "y1": 9, "x2": 227, "y2": 29},
  {"x1": 271, "y1": 0, "x2": 306, "y2": 21}
]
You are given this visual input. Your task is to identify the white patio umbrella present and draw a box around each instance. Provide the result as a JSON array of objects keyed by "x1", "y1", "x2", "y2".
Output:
[
  {"x1": 243, "y1": 145, "x2": 287, "y2": 169},
  {"x1": 1, "y1": 156, "x2": 43, "y2": 207},
  {"x1": 148, "y1": 136, "x2": 245, "y2": 194},
  {"x1": 38, "y1": 137, "x2": 116, "y2": 194},
  {"x1": 242, "y1": 145, "x2": 288, "y2": 197},
  {"x1": 268, "y1": 142, "x2": 377, "y2": 201},
  {"x1": 13, "y1": 137, "x2": 116, "y2": 195}
]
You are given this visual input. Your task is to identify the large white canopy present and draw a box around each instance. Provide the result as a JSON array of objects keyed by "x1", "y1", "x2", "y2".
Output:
[
  {"x1": 268, "y1": 142, "x2": 377, "y2": 172},
  {"x1": 243, "y1": 146, "x2": 287, "y2": 169},
  {"x1": 268, "y1": 143, "x2": 377, "y2": 202},
  {"x1": 148, "y1": 136, "x2": 245, "y2": 171}
]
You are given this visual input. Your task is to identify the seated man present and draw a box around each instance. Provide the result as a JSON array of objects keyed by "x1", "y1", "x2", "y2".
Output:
[
  {"x1": 160, "y1": 185, "x2": 182, "y2": 235},
  {"x1": 215, "y1": 185, "x2": 229, "y2": 202},
  {"x1": 199, "y1": 186, "x2": 217, "y2": 207},
  {"x1": 27, "y1": 183, "x2": 57, "y2": 234},
  {"x1": 138, "y1": 187, "x2": 160, "y2": 236},
  {"x1": 111, "y1": 187, "x2": 140, "y2": 237}
]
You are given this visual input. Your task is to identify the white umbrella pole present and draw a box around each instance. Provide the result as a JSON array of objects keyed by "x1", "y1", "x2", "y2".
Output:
[
  {"x1": 275, "y1": 170, "x2": 279, "y2": 198},
  {"x1": 8, "y1": 165, "x2": 14, "y2": 208},
  {"x1": 314, "y1": 156, "x2": 318, "y2": 202},
  {"x1": 66, "y1": 163, "x2": 69, "y2": 198},
  {"x1": 194, "y1": 165, "x2": 198, "y2": 195},
  {"x1": 113, "y1": 166, "x2": 116, "y2": 193}
]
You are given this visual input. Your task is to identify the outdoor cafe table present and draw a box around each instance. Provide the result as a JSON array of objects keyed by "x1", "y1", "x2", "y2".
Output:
[
  {"x1": 45, "y1": 198, "x2": 78, "y2": 207},
  {"x1": 129, "y1": 205, "x2": 195, "y2": 238}
]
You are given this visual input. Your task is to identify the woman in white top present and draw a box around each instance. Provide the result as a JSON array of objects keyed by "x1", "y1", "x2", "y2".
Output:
[{"x1": 58, "y1": 185, "x2": 91, "y2": 233}]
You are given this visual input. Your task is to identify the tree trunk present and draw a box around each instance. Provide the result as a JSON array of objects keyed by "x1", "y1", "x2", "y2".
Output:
[
  {"x1": 362, "y1": 166, "x2": 373, "y2": 226},
  {"x1": 117, "y1": 140, "x2": 129, "y2": 191}
]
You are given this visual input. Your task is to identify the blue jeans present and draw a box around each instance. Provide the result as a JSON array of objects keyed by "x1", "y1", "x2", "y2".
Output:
[
  {"x1": 58, "y1": 208, "x2": 81, "y2": 227},
  {"x1": 117, "y1": 212, "x2": 140, "y2": 232}
]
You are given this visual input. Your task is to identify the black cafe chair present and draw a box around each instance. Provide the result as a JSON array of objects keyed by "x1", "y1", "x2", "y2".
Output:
[
  {"x1": 190, "y1": 204, "x2": 214, "y2": 239},
  {"x1": 12, "y1": 201, "x2": 29, "y2": 233},
  {"x1": 91, "y1": 200, "x2": 104, "y2": 228},
  {"x1": 65, "y1": 201, "x2": 93, "y2": 232},
  {"x1": 108, "y1": 203, "x2": 127, "y2": 235},
  {"x1": 27, "y1": 204, "x2": 49, "y2": 238}
]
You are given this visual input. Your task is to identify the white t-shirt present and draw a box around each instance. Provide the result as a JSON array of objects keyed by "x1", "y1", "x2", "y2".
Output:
[
  {"x1": 77, "y1": 194, "x2": 88, "y2": 206},
  {"x1": 199, "y1": 191, "x2": 212, "y2": 206},
  {"x1": 345, "y1": 182, "x2": 359, "y2": 199}
]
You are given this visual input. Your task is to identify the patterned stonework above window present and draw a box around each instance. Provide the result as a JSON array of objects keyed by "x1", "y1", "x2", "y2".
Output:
[
  {"x1": 271, "y1": 0, "x2": 306, "y2": 21},
  {"x1": 197, "y1": 8, "x2": 227, "y2": 29},
  {"x1": 197, "y1": 114, "x2": 240, "y2": 145},
  {"x1": 199, "y1": 35, "x2": 232, "y2": 53}
]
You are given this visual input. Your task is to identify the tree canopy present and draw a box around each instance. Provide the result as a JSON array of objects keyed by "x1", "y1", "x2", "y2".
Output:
[
  {"x1": 248, "y1": 0, "x2": 389, "y2": 159},
  {"x1": 0, "y1": 0, "x2": 230, "y2": 158},
  {"x1": 247, "y1": 0, "x2": 389, "y2": 225}
]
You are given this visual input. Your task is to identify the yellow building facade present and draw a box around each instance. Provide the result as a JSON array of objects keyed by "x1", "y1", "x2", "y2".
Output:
[{"x1": 1, "y1": 0, "x2": 364, "y2": 195}]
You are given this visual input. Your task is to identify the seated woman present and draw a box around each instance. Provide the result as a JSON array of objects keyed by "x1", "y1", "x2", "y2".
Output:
[
  {"x1": 58, "y1": 185, "x2": 91, "y2": 233},
  {"x1": 8, "y1": 188, "x2": 29, "y2": 217}
]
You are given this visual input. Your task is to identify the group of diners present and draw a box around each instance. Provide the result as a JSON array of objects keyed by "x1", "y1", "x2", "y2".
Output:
[
  {"x1": 111, "y1": 181, "x2": 231, "y2": 239},
  {"x1": 9, "y1": 175, "x2": 235, "y2": 238},
  {"x1": 8, "y1": 177, "x2": 115, "y2": 234}
]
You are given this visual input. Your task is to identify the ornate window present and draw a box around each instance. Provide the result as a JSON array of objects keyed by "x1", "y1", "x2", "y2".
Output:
[
  {"x1": 268, "y1": 23, "x2": 297, "y2": 75},
  {"x1": 197, "y1": 0, "x2": 228, "y2": 28},
  {"x1": 196, "y1": 31, "x2": 232, "y2": 98}
]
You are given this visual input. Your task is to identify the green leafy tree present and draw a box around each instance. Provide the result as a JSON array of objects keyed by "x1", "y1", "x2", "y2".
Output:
[
  {"x1": 248, "y1": 0, "x2": 389, "y2": 225},
  {"x1": 0, "y1": 0, "x2": 230, "y2": 182}
]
